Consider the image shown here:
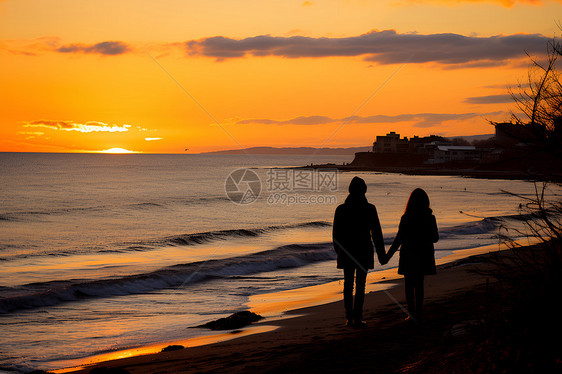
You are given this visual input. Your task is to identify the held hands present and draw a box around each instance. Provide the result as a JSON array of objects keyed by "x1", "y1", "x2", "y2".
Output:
[
  {"x1": 381, "y1": 242, "x2": 399, "y2": 265},
  {"x1": 378, "y1": 249, "x2": 390, "y2": 265},
  {"x1": 380, "y1": 253, "x2": 389, "y2": 266}
]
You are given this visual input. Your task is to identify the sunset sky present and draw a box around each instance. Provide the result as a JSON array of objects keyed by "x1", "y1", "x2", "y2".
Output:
[{"x1": 1, "y1": 0, "x2": 560, "y2": 153}]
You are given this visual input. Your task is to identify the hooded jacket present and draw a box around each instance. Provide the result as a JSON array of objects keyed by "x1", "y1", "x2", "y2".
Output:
[{"x1": 332, "y1": 177, "x2": 385, "y2": 270}]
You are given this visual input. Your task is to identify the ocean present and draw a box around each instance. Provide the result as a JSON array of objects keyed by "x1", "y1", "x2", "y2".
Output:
[{"x1": 0, "y1": 152, "x2": 558, "y2": 373}]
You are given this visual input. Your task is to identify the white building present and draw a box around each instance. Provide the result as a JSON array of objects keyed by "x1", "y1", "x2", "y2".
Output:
[{"x1": 426, "y1": 145, "x2": 481, "y2": 164}]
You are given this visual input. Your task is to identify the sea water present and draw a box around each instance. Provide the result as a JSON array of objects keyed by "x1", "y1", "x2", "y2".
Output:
[{"x1": 0, "y1": 152, "x2": 559, "y2": 372}]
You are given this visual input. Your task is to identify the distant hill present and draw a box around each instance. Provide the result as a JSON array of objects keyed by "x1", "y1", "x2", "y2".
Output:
[
  {"x1": 202, "y1": 135, "x2": 495, "y2": 155},
  {"x1": 202, "y1": 146, "x2": 372, "y2": 155},
  {"x1": 447, "y1": 134, "x2": 495, "y2": 142}
]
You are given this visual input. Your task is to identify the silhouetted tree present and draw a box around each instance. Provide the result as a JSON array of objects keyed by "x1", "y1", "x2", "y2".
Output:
[
  {"x1": 472, "y1": 137, "x2": 496, "y2": 148},
  {"x1": 448, "y1": 137, "x2": 471, "y2": 146},
  {"x1": 492, "y1": 29, "x2": 562, "y2": 284},
  {"x1": 503, "y1": 36, "x2": 562, "y2": 157},
  {"x1": 478, "y1": 32, "x2": 562, "y2": 372}
]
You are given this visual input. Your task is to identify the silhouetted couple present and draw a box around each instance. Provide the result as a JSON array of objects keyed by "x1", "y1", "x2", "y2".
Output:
[{"x1": 333, "y1": 176, "x2": 438, "y2": 327}]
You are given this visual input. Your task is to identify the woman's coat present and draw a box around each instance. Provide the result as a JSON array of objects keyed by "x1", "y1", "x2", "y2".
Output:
[{"x1": 391, "y1": 212, "x2": 439, "y2": 276}]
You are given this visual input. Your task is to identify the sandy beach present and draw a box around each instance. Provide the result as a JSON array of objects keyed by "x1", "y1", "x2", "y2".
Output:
[
  {"x1": 6, "y1": 155, "x2": 556, "y2": 373},
  {"x1": 49, "y1": 242, "x2": 561, "y2": 374}
]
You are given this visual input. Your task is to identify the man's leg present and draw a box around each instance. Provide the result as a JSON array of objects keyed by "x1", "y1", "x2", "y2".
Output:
[
  {"x1": 353, "y1": 268, "x2": 367, "y2": 324},
  {"x1": 343, "y1": 267, "x2": 355, "y2": 323}
]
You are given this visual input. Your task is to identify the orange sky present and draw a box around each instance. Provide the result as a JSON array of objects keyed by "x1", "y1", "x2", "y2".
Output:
[{"x1": 1, "y1": 0, "x2": 560, "y2": 153}]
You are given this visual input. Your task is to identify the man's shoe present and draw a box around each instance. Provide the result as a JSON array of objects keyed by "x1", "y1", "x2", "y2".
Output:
[
  {"x1": 354, "y1": 320, "x2": 367, "y2": 329},
  {"x1": 405, "y1": 315, "x2": 419, "y2": 325}
]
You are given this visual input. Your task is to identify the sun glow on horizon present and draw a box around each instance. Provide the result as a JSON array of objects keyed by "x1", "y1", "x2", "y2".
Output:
[{"x1": 99, "y1": 148, "x2": 137, "y2": 154}]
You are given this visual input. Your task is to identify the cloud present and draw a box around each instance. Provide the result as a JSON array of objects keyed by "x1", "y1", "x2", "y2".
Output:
[
  {"x1": 144, "y1": 137, "x2": 163, "y2": 141},
  {"x1": 56, "y1": 41, "x2": 130, "y2": 55},
  {"x1": 483, "y1": 84, "x2": 509, "y2": 89},
  {"x1": 237, "y1": 115, "x2": 335, "y2": 125},
  {"x1": 1, "y1": 37, "x2": 61, "y2": 56},
  {"x1": 464, "y1": 94, "x2": 513, "y2": 104},
  {"x1": 17, "y1": 131, "x2": 44, "y2": 135},
  {"x1": 184, "y1": 30, "x2": 548, "y2": 66},
  {"x1": 235, "y1": 112, "x2": 505, "y2": 128},
  {"x1": 17, "y1": 131, "x2": 44, "y2": 140},
  {"x1": 2, "y1": 48, "x2": 37, "y2": 56},
  {"x1": 24, "y1": 119, "x2": 131, "y2": 132},
  {"x1": 7, "y1": 29, "x2": 549, "y2": 65}
]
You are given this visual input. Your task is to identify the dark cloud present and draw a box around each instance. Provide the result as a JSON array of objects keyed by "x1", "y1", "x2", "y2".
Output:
[
  {"x1": 4, "y1": 49, "x2": 38, "y2": 56},
  {"x1": 185, "y1": 30, "x2": 548, "y2": 66},
  {"x1": 56, "y1": 41, "x2": 130, "y2": 55},
  {"x1": 402, "y1": 0, "x2": 560, "y2": 7},
  {"x1": 235, "y1": 112, "x2": 505, "y2": 128},
  {"x1": 237, "y1": 115, "x2": 335, "y2": 125},
  {"x1": 464, "y1": 94, "x2": 514, "y2": 104},
  {"x1": 483, "y1": 84, "x2": 510, "y2": 89}
]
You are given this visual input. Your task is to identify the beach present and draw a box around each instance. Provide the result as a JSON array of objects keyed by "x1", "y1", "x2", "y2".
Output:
[
  {"x1": 59, "y1": 243, "x2": 556, "y2": 374},
  {"x1": 1, "y1": 153, "x2": 560, "y2": 373}
]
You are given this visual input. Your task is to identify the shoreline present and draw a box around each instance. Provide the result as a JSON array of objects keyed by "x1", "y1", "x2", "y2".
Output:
[
  {"x1": 297, "y1": 163, "x2": 561, "y2": 182},
  {"x1": 48, "y1": 242, "x2": 512, "y2": 374}
]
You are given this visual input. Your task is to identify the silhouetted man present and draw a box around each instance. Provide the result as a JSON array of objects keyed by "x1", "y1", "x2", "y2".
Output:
[{"x1": 333, "y1": 176, "x2": 386, "y2": 327}]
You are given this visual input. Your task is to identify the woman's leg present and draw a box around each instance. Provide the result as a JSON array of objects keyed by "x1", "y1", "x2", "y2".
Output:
[
  {"x1": 415, "y1": 275, "x2": 425, "y2": 321},
  {"x1": 404, "y1": 275, "x2": 415, "y2": 318}
]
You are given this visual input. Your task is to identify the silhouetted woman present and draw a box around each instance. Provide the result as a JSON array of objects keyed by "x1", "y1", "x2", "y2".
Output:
[
  {"x1": 387, "y1": 188, "x2": 438, "y2": 323},
  {"x1": 333, "y1": 176, "x2": 386, "y2": 328}
]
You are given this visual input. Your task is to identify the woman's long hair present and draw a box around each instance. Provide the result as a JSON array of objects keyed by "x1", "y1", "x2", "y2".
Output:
[{"x1": 405, "y1": 188, "x2": 432, "y2": 215}]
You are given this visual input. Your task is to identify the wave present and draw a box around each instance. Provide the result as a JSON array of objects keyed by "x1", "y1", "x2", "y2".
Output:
[
  {"x1": 438, "y1": 217, "x2": 501, "y2": 239},
  {"x1": 126, "y1": 221, "x2": 332, "y2": 249},
  {"x1": 0, "y1": 242, "x2": 335, "y2": 314},
  {"x1": 0, "y1": 205, "x2": 109, "y2": 221},
  {"x1": 0, "y1": 214, "x2": 20, "y2": 222},
  {"x1": 0, "y1": 215, "x2": 521, "y2": 314},
  {"x1": 0, "y1": 220, "x2": 332, "y2": 261},
  {"x1": 0, "y1": 196, "x2": 231, "y2": 222},
  {"x1": 127, "y1": 202, "x2": 166, "y2": 209}
]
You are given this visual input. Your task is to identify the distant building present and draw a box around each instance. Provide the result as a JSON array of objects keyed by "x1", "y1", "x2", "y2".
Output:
[
  {"x1": 369, "y1": 131, "x2": 495, "y2": 165},
  {"x1": 372, "y1": 132, "x2": 449, "y2": 154},
  {"x1": 409, "y1": 135, "x2": 448, "y2": 154},
  {"x1": 372, "y1": 132, "x2": 410, "y2": 153},
  {"x1": 426, "y1": 145, "x2": 481, "y2": 164}
]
